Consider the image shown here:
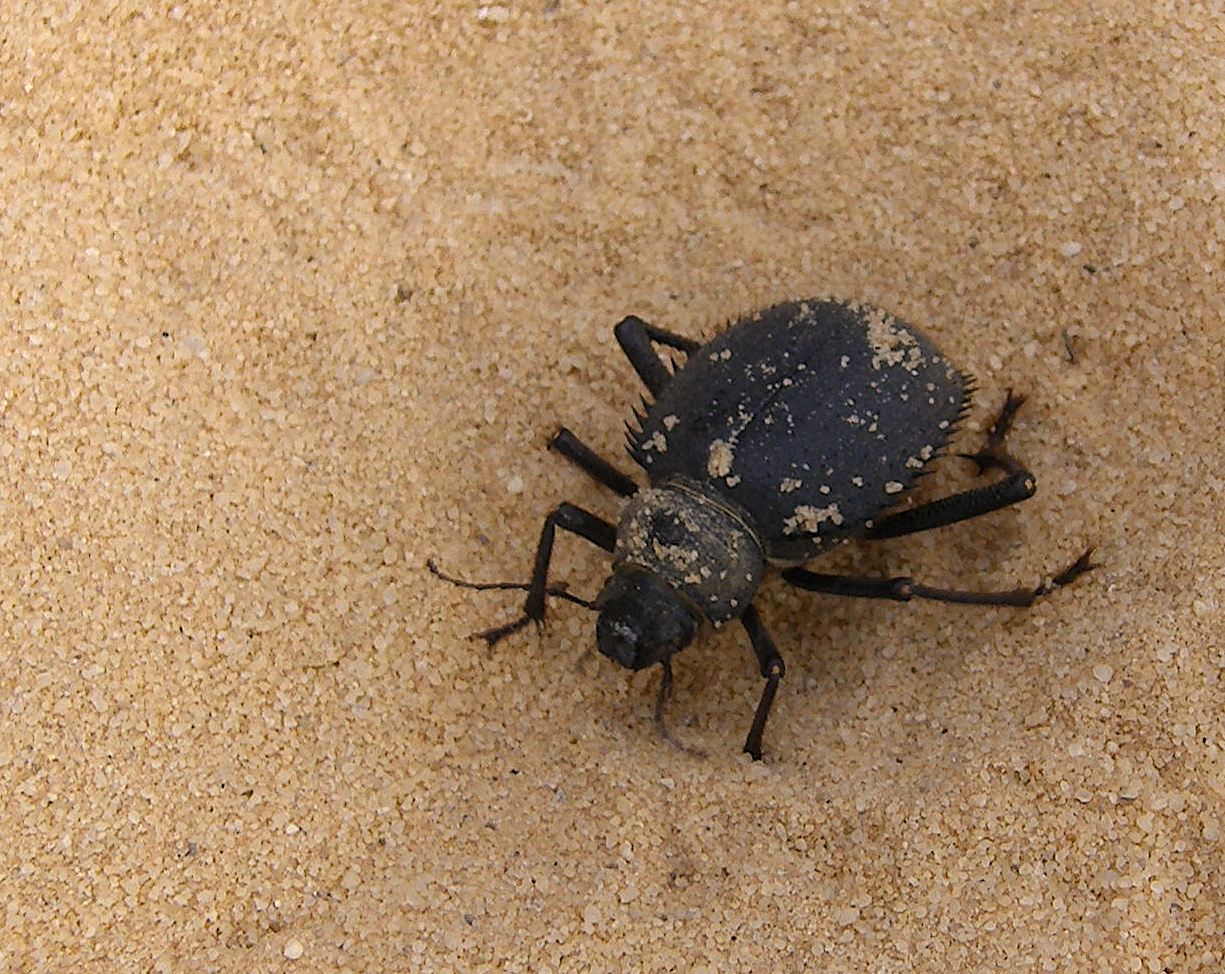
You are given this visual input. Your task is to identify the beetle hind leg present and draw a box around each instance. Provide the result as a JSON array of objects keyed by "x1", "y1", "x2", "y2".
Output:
[
  {"x1": 782, "y1": 546, "x2": 1096, "y2": 608},
  {"x1": 865, "y1": 390, "x2": 1038, "y2": 541},
  {"x1": 960, "y1": 388, "x2": 1029, "y2": 476}
]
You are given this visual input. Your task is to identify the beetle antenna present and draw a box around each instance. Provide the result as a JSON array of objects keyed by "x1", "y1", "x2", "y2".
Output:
[
  {"x1": 653, "y1": 661, "x2": 706, "y2": 758},
  {"x1": 426, "y1": 560, "x2": 596, "y2": 610}
]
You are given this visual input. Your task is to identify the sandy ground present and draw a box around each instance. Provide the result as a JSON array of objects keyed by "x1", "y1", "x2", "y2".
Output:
[{"x1": 1, "y1": 1, "x2": 1222, "y2": 970}]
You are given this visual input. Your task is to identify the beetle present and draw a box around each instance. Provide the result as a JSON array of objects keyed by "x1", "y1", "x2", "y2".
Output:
[{"x1": 431, "y1": 298, "x2": 1093, "y2": 759}]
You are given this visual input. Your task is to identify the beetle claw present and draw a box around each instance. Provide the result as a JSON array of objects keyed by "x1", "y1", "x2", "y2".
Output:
[
  {"x1": 1050, "y1": 547, "x2": 1098, "y2": 589},
  {"x1": 475, "y1": 614, "x2": 534, "y2": 646}
]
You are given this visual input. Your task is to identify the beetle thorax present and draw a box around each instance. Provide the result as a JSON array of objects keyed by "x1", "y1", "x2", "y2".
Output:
[{"x1": 613, "y1": 479, "x2": 765, "y2": 626}]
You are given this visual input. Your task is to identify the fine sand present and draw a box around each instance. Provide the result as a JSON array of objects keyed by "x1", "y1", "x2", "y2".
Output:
[{"x1": 1, "y1": 2, "x2": 1222, "y2": 970}]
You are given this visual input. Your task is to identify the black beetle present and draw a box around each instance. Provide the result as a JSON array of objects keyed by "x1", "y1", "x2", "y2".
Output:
[{"x1": 432, "y1": 298, "x2": 1093, "y2": 759}]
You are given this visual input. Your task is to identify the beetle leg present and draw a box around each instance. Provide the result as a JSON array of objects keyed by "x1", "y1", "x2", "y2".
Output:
[
  {"x1": 549, "y1": 427, "x2": 638, "y2": 497},
  {"x1": 864, "y1": 391, "x2": 1037, "y2": 540},
  {"x1": 962, "y1": 389, "x2": 1027, "y2": 474},
  {"x1": 781, "y1": 548, "x2": 1095, "y2": 608},
  {"x1": 614, "y1": 315, "x2": 700, "y2": 397},
  {"x1": 863, "y1": 472, "x2": 1036, "y2": 540},
  {"x1": 460, "y1": 503, "x2": 615, "y2": 645},
  {"x1": 740, "y1": 604, "x2": 786, "y2": 760}
]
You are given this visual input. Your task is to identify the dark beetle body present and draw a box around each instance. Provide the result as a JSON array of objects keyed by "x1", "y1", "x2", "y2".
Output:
[
  {"x1": 432, "y1": 297, "x2": 1092, "y2": 759},
  {"x1": 629, "y1": 300, "x2": 967, "y2": 565},
  {"x1": 606, "y1": 300, "x2": 968, "y2": 637}
]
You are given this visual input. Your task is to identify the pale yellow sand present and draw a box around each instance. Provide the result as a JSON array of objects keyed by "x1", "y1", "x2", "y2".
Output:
[{"x1": 1, "y1": 1, "x2": 1222, "y2": 970}]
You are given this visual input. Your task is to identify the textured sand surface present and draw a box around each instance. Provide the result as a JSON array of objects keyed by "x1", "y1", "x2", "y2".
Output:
[{"x1": 1, "y1": 2, "x2": 1222, "y2": 970}]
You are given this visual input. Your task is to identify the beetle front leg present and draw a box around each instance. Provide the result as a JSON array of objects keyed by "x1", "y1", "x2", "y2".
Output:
[
  {"x1": 482, "y1": 502, "x2": 617, "y2": 643},
  {"x1": 433, "y1": 503, "x2": 616, "y2": 645},
  {"x1": 740, "y1": 604, "x2": 785, "y2": 761}
]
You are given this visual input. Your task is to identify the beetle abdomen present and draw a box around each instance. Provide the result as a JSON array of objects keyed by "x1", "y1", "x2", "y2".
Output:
[{"x1": 628, "y1": 299, "x2": 969, "y2": 562}]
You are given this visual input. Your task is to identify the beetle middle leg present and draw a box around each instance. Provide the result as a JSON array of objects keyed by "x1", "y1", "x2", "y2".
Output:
[
  {"x1": 781, "y1": 547, "x2": 1095, "y2": 608},
  {"x1": 549, "y1": 428, "x2": 638, "y2": 497}
]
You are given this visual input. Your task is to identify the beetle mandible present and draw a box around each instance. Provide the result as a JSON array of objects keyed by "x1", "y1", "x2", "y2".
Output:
[{"x1": 432, "y1": 298, "x2": 1093, "y2": 759}]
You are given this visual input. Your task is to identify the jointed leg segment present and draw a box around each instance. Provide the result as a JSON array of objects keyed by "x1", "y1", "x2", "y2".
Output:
[
  {"x1": 865, "y1": 391, "x2": 1036, "y2": 541},
  {"x1": 614, "y1": 315, "x2": 700, "y2": 397},
  {"x1": 739, "y1": 605, "x2": 785, "y2": 760},
  {"x1": 549, "y1": 428, "x2": 638, "y2": 498},
  {"x1": 783, "y1": 548, "x2": 1095, "y2": 608},
  {"x1": 786, "y1": 392, "x2": 1094, "y2": 614},
  {"x1": 461, "y1": 502, "x2": 616, "y2": 645}
]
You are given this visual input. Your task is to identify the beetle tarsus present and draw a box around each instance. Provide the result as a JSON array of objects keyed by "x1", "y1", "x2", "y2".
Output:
[
  {"x1": 961, "y1": 389, "x2": 1029, "y2": 476},
  {"x1": 1048, "y1": 547, "x2": 1098, "y2": 590},
  {"x1": 426, "y1": 559, "x2": 594, "y2": 644},
  {"x1": 986, "y1": 389, "x2": 1027, "y2": 447},
  {"x1": 476, "y1": 614, "x2": 535, "y2": 646}
]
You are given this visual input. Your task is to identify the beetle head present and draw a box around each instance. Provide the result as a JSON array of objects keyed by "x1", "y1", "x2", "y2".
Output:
[{"x1": 594, "y1": 567, "x2": 700, "y2": 671}]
